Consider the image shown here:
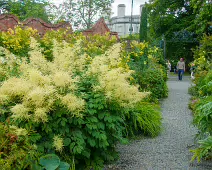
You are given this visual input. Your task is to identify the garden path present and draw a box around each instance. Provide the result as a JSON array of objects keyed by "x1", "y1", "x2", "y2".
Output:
[{"x1": 108, "y1": 76, "x2": 212, "y2": 170}]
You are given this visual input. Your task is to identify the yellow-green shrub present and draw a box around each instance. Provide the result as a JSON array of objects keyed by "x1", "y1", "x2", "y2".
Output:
[
  {"x1": 0, "y1": 122, "x2": 37, "y2": 170},
  {"x1": 0, "y1": 38, "x2": 152, "y2": 169},
  {"x1": 0, "y1": 26, "x2": 38, "y2": 58}
]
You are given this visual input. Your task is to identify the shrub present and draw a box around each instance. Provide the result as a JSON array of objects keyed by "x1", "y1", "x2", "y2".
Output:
[
  {"x1": 126, "y1": 41, "x2": 168, "y2": 102},
  {"x1": 191, "y1": 96, "x2": 212, "y2": 162},
  {"x1": 0, "y1": 122, "x2": 37, "y2": 170},
  {"x1": 126, "y1": 102, "x2": 162, "y2": 137},
  {"x1": 0, "y1": 38, "x2": 153, "y2": 169},
  {"x1": 0, "y1": 26, "x2": 38, "y2": 58},
  {"x1": 189, "y1": 35, "x2": 212, "y2": 162}
]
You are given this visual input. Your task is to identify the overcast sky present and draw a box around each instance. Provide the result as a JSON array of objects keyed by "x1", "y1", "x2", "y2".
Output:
[{"x1": 51, "y1": 0, "x2": 147, "y2": 16}]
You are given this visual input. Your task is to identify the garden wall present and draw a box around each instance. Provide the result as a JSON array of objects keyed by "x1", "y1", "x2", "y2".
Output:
[
  {"x1": 0, "y1": 14, "x2": 119, "y2": 39},
  {"x1": 0, "y1": 14, "x2": 72, "y2": 35}
]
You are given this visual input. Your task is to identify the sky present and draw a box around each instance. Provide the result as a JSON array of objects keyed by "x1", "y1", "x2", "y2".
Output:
[{"x1": 51, "y1": 0, "x2": 147, "y2": 16}]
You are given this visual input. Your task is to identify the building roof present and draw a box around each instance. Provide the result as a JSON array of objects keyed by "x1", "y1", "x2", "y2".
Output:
[{"x1": 83, "y1": 18, "x2": 119, "y2": 39}]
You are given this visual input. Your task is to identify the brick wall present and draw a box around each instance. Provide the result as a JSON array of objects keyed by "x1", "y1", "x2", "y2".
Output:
[
  {"x1": 0, "y1": 14, "x2": 118, "y2": 39},
  {"x1": 0, "y1": 14, "x2": 72, "y2": 35}
]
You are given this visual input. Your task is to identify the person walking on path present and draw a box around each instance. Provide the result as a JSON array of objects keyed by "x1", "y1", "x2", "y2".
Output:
[{"x1": 177, "y1": 58, "x2": 185, "y2": 80}]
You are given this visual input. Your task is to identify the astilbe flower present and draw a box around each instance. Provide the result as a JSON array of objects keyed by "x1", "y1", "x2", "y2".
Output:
[
  {"x1": 87, "y1": 43, "x2": 149, "y2": 108},
  {"x1": 53, "y1": 135, "x2": 64, "y2": 152},
  {"x1": 11, "y1": 104, "x2": 31, "y2": 120},
  {"x1": 9, "y1": 125, "x2": 28, "y2": 136},
  {"x1": 0, "y1": 38, "x2": 85, "y2": 123},
  {"x1": 60, "y1": 93, "x2": 85, "y2": 117}
]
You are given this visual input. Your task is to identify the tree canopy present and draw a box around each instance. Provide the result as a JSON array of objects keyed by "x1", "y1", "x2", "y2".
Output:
[
  {"x1": 147, "y1": 0, "x2": 211, "y2": 62},
  {"x1": 148, "y1": 0, "x2": 211, "y2": 39},
  {"x1": 139, "y1": 4, "x2": 148, "y2": 42},
  {"x1": 0, "y1": 0, "x2": 52, "y2": 22},
  {"x1": 54, "y1": 0, "x2": 114, "y2": 30}
]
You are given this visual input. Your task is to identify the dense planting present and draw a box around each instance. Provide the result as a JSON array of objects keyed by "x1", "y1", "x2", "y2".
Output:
[
  {"x1": 0, "y1": 27, "x2": 166, "y2": 169},
  {"x1": 188, "y1": 35, "x2": 212, "y2": 162}
]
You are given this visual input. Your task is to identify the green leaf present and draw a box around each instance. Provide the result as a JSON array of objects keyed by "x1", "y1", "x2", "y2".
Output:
[
  {"x1": 82, "y1": 149, "x2": 90, "y2": 158},
  {"x1": 64, "y1": 138, "x2": 71, "y2": 146},
  {"x1": 69, "y1": 142, "x2": 75, "y2": 150},
  {"x1": 58, "y1": 162, "x2": 70, "y2": 170},
  {"x1": 31, "y1": 163, "x2": 43, "y2": 170},
  {"x1": 39, "y1": 154, "x2": 60, "y2": 170},
  {"x1": 98, "y1": 112, "x2": 105, "y2": 120},
  {"x1": 88, "y1": 138, "x2": 96, "y2": 147},
  {"x1": 61, "y1": 120, "x2": 66, "y2": 126}
]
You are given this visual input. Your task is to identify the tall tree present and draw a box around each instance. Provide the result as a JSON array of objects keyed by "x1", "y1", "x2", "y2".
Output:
[
  {"x1": 189, "y1": 0, "x2": 212, "y2": 35},
  {"x1": 0, "y1": 0, "x2": 52, "y2": 22},
  {"x1": 139, "y1": 5, "x2": 148, "y2": 42},
  {"x1": 148, "y1": 0, "x2": 195, "y2": 39},
  {"x1": 54, "y1": 0, "x2": 114, "y2": 30}
]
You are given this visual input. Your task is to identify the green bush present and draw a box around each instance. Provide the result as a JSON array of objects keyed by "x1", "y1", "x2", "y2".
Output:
[
  {"x1": 137, "y1": 68, "x2": 168, "y2": 102},
  {"x1": 126, "y1": 102, "x2": 162, "y2": 137},
  {"x1": 189, "y1": 35, "x2": 212, "y2": 162},
  {"x1": 0, "y1": 123, "x2": 37, "y2": 170},
  {"x1": 126, "y1": 41, "x2": 168, "y2": 102},
  {"x1": 0, "y1": 29, "x2": 163, "y2": 169},
  {"x1": 191, "y1": 96, "x2": 212, "y2": 162},
  {"x1": 0, "y1": 38, "x2": 160, "y2": 169}
]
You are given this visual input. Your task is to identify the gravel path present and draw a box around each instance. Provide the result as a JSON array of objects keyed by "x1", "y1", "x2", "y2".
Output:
[{"x1": 108, "y1": 77, "x2": 212, "y2": 170}]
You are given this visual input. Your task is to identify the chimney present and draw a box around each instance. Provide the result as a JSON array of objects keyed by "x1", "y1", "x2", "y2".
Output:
[{"x1": 117, "y1": 4, "x2": 126, "y2": 17}]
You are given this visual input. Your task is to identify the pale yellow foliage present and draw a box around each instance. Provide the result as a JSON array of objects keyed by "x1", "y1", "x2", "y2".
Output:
[
  {"x1": 11, "y1": 104, "x2": 31, "y2": 120},
  {"x1": 53, "y1": 135, "x2": 64, "y2": 152},
  {"x1": 87, "y1": 43, "x2": 149, "y2": 107},
  {"x1": 0, "y1": 37, "x2": 149, "y2": 124},
  {"x1": 61, "y1": 93, "x2": 85, "y2": 115},
  {"x1": 34, "y1": 108, "x2": 48, "y2": 122},
  {"x1": 9, "y1": 125, "x2": 28, "y2": 136}
]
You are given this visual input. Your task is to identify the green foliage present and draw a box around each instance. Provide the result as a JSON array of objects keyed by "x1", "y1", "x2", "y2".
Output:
[
  {"x1": 1, "y1": 0, "x2": 52, "y2": 22},
  {"x1": 191, "y1": 136, "x2": 212, "y2": 163},
  {"x1": 0, "y1": 28, "x2": 163, "y2": 169},
  {"x1": 39, "y1": 154, "x2": 70, "y2": 170},
  {"x1": 138, "y1": 67, "x2": 168, "y2": 102},
  {"x1": 127, "y1": 42, "x2": 168, "y2": 102},
  {"x1": 139, "y1": 5, "x2": 148, "y2": 42},
  {"x1": 126, "y1": 102, "x2": 162, "y2": 137},
  {"x1": 0, "y1": 122, "x2": 37, "y2": 170},
  {"x1": 120, "y1": 34, "x2": 140, "y2": 42},
  {"x1": 190, "y1": 0, "x2": 212, "y2": 35},
  {"x1": 54, "y1": 0, "x2": 114, "y2": 29},
  {"x1": 193, "y1": 97, "x2": 212, "y2": 137},
  {"x1": 189, "y1": 35, "x2": 212, "y2": 162}
]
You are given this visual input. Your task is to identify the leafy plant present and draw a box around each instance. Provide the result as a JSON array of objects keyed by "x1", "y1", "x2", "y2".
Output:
[
  {"x1": 37, "y1": 154, "x2": 71, "y2": 170},
  {"x1": 0, "y1": 122, "x2": 37, "y2": 170},
  {"x1": 126, "y1": 102, "x2": 162, "y2": 137},
  {"x1": 191, "y1": 136, "x2": 212, "y2": 162},
  {"x1": 0, "y1": 38, "x2": 149, "y2": 169}
]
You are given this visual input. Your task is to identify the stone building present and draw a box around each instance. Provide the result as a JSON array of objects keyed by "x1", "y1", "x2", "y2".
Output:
[{"x1": 106, "y1": 4, "x2": 144, "y2": 37}]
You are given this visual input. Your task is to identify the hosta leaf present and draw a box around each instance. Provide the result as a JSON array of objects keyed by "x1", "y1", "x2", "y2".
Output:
[
  {"x1": 58, "y1": 161, "x2": 70, "y2": 170},
  {"x1": 39, "y1": 154, "x2": 60, "y2": 170}
]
